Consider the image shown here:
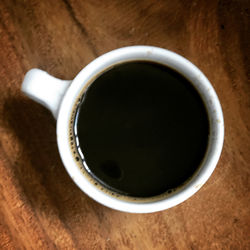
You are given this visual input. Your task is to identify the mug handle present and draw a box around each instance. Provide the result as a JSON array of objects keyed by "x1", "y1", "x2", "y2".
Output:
[{"x1": 21, "y1": 69, "x2": 72, "y2": 119}]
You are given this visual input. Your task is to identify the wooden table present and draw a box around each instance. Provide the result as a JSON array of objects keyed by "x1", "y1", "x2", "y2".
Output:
[{"x1": 0, "y1": 0, "x2": 249, "y2": 249}]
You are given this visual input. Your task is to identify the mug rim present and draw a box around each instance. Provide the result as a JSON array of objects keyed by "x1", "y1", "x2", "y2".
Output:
[{"x1": 57, "y1": 46, "x2": 224, "y2": 213}]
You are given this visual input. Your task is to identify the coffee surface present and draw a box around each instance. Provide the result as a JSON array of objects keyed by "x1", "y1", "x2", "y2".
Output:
[{"x1": 74, "y1": 61, "x2": 209, "y2": 197}]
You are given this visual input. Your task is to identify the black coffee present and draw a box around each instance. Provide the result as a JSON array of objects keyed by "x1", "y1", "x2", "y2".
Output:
[{"x1": 74, "y1": 61, "x2": 209, "y2": 197}]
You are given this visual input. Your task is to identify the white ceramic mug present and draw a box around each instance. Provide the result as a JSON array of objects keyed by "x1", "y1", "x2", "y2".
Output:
[{"x1": 22, "y1": 46, "x2": 224, "y2": 213}]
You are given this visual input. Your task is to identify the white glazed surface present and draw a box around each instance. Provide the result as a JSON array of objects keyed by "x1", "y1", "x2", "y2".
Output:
[
  {"x1": 22, "y1": 69, "x2": 71, "y2": 118},
  {"x1": 56, "y1": 46, "x2": 224, "y2": 213}
]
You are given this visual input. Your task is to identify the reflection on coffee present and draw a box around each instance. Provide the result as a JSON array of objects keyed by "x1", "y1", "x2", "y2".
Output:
[{"x1": 73, "y1": 61, "x2": 209, "y2": 197}]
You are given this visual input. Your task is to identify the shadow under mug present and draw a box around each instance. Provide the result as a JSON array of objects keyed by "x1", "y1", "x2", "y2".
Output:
[{"x1": 22, "y1": 46, "x2": 224, "y2": 213}]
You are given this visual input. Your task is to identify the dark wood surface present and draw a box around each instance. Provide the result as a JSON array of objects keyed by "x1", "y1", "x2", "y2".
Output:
[{"x1": 0, "y1": 0, "x2": 249, "y2": 249}]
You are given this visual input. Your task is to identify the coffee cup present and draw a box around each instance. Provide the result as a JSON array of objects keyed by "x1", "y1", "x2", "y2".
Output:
[{"x1": 22, "y1": 46, "x2": 224, "y2": 213}]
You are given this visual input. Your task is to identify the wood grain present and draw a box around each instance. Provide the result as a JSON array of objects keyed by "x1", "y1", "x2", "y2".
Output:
[{"x1": 0, "y1": 0, "x2": 249, "y2": 249}]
